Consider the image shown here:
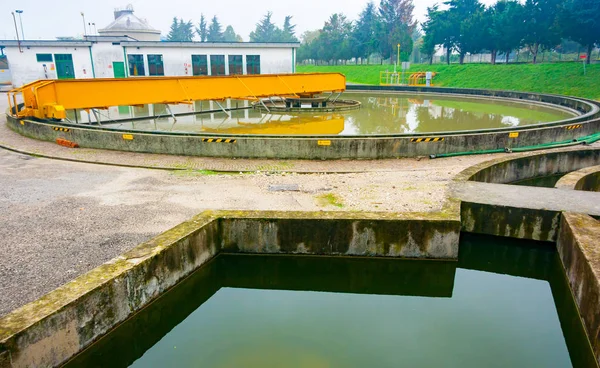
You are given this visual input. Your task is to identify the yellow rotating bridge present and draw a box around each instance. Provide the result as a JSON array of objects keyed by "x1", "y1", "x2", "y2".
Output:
[{"x1": 7, "y1": 73, "x2": 346, "y2": 120}]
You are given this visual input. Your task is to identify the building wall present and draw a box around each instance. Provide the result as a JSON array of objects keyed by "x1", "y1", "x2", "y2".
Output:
[
  {"x1": 2, "y1": 43, "x2": 296, "y2": 87},
  {"x1": 4, "y1": 45, "x2": 94, "y2": 86},
  {"x1": 91, "y1": 43, "x2": 126, "y2": 79},
  {"x1": 123, "y1": 46, "x2": 294, "y2": 77}
]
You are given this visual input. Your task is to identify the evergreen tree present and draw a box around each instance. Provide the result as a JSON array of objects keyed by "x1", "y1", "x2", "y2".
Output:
[
  {"x1": 445, "y1": 0, "x2": 486, "y2": 64},
  {"x1": 207, "y1": 16, "x2": 224, "y2": 42},
  {"x1": 196, "y1": 14, "x2": 208, "y2": 42},
  {"x1": 316, "y1": 13, "x2": 353, "y2": 64},
  {"x1": 250, "y1": 12, "x2": 279, "y2": 42},
  {"x1": 166, "y1": 17, "x2": 180, "y2": 41},
  {"x1": 377, "y1": 0, "x2": 417, "y2": 62},
  {"x1": 353, "y1": 2, "x2": 380, "y2": 63},
  {"x1": 420, "y1": 5, "x2": 441, "y2": 64},
  {"x1": 280, "y1": 16, "x2": 299, "y2": 42},
  {"x1": 167, "y1": 17, "x2": 194, "y2": 42},
  {"x1": 522, "y1": 0, "x2": 562, "y2": 64},
  {"x1": 561, "y1": 0, "x2": 600, "y2": 64},
  {"x1": 486, "y1": 1, "x2": 524, "y2": 64},
  {"x1": 223, "y1": 25, "x2": 240, "y2": 42}
]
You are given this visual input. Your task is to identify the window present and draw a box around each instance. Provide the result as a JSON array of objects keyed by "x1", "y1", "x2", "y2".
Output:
[
  {"x1": 36, "y1": 54, "x2": 53, "y2": 62},
  {"x1": 210, "y1": 55, "x2": 225, "y2": 76},
  {"x1": 246, "y1": 55, "x2": 261, "y2": 75},
  {"x1": 128, "y1": 54, "x2": 145, "y2": 76},
  {"x1": 228, "y1": 55, "x2": 243, "y2": 75},
  {"x1": 147, "y1": 54, "x2": 164, "y2": 76},
  {"x1": 191, "y1": 55, "x2": 208, "y2": 76}
]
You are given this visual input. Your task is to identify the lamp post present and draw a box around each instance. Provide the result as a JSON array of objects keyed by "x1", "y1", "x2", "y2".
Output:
[
  {"x1": 11, "y1": 12, "x2": 22, "y2": 52},
  {"x1": 15, "y1": 10, "x2": 24, "y2": 40},
  {"x1": 80, "y1": 12, "x2": 87, "y2": 37}
]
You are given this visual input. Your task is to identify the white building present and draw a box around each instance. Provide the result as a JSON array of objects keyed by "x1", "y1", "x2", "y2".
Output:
[
  {"x1": 0, "y1": 38, "x2": 299, "y2": 87},
  {"x1": 98, "y1": 5, "x2": 161, "y2": 41}
]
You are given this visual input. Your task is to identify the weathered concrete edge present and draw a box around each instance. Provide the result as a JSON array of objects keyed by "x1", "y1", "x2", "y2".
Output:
[
  {"x1": 460, "y1": 202, "x2": 560, "y2": 242},
  {"x1": 0, "y1": 211, "x2": 220, "y2": 368},
  {"x1": 219, "y1": 210, "x2": 460, "y2": 259},
  {"x1": 557, "y1": 213, "x2": 600, "y2": 365},
  {"x1": 454, "y1": 147, "x2": 600, "y2": 183},
  {"x1": 555, "y1": 165, "x2": 600, "y2": 192},
  {"x1": 0, "y1": 208, "x2": 460, "y2": 368}
]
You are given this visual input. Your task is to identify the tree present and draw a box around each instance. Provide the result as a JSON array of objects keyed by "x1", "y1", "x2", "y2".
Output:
[
  {"x1": 196, "y1": 14, "x2": 208, "y2": 42},
  {"x1": 420, "y1": 5, "x2": 441, "y2": 64},
  {"x1": 280, "y1": 16, "x2": 299, "y2": 42},
  {"x1": 167, "y1": 17, "x2": 194, "y2": 42},
  {"x1": 250, "y1": 12, "x2": 279, "y2": 42},
  {"x1": 377, "y1": 0, "x2": 417, "y2": 62},
  {"x1": 353, "y1": 2, "x2": 380, "y2": 63},
  {"x1": 223, "y1": 25, "x2": 241, "y2": 42},
  {"x1": 522, "y1": 0, "x2": 562, "y2": 64},
  {"x1": 316, "y1": 13, "x2": 353, "y2": 64},
  {"x1": 486, "y1": 1, "x2": 524, "y2": 64},
  {"x1": 445, "y1": 0, "x2": 486, "y2": 64},
  {"x1": 207, "y1": 16, "x2": 224, "y2": 42},
  {"x1": 561, "y1": 0, "x2": 600, "y2": 64},
  {"x1": 421, "y1": 4, "x2": 455, "y2": 65}
]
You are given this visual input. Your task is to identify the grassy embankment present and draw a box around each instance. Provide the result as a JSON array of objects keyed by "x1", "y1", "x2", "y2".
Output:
[{"x1": 297, "y1": 63, "x2": 600, "y2": 100}]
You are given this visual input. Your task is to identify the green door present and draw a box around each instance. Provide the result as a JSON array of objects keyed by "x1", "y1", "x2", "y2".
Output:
[
  {"x1": 54, "y1": 54, "x2": 74, "y2": 79},
  {"x1": 113, "y1": 61, "x2": 126, "y2": 78}
]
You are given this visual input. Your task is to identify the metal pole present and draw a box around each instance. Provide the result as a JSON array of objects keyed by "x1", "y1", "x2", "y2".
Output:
[
  {"x1": 81, "y1": 12, "x2": 87, "y2": 36},
  {"x1": 11, "y1": 12, "x2": 22, "y2": 53},
  {"x1": 15, "y1": 10, "x2": 24, "y2": 40}
]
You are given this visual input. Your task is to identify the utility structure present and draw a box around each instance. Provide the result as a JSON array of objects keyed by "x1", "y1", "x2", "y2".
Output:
[{"x1": 8, "y1": 73, "x2": 346, "y2": 120}]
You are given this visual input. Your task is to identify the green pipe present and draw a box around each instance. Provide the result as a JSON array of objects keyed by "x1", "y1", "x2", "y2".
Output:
[{"x1": 430, "y1": 132, "x2": 600, "y2": 159}]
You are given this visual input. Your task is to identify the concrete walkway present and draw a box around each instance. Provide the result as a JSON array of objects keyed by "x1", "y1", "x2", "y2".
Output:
[{"x1": 452, "y1": 181, "x2": 600, "y2": 217}]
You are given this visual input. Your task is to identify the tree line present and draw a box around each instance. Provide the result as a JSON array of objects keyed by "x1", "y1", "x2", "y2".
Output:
[
  {"x1": 421, "y1": 0, "x2": 599, "y2": 65},
  {"x1": 298, "y1": 0, "x2": 418, "y2": 65},
  {"x1": 166, "y1": 12, "x2": 298, "y2": 43},
  {"x1": 297, "y1": 0, "x2": 599, "y2": 65}
]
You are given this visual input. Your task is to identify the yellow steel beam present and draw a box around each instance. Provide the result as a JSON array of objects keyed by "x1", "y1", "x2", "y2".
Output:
[{"x1": 9, "y1": 73, "x2": 346, "y2": 120}]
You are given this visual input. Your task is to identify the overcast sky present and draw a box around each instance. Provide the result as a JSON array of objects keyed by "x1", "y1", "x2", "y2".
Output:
[{"x1": 1, "y1": 0, "x2": 497, "y2": 41}]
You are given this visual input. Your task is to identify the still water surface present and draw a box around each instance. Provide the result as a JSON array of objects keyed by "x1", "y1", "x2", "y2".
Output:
[
  {"x1": 67, "y1": 93, "x2": 574, "y2": 136},
  {"x1": 66, "y1": 235, "x2": 595, "y2": 368}
]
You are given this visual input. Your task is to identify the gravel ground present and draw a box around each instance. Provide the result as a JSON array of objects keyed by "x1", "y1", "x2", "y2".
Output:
[{"x1": 0, "y1": 148, "x2": 475, "y2": 317}]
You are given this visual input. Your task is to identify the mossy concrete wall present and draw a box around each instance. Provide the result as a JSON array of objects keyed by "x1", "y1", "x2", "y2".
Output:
[
  {"x1": 556, "y1": 166, "x2": 600, "y2": 192},
  {"x1": 460, "y1": 148, "x2": 600, "y2": 184},
  {"x1": 0, "y1": 210, "x2": 460, "y2": 368},
  {"x1": 557, "y1": 213, "x2": 600, "y2": 365},
  {"x1": 219, "y1": 212, "x2": 459, "y2": 259},
  {"x1": 460, "y1": 202, "x2": 560, "y2": 242},
  {"x1": 0, "y1": 213, "x2": 220, "y2": 368},
  {"x1": 6, "y1": 86, "x2": 600, "y2": 159}
]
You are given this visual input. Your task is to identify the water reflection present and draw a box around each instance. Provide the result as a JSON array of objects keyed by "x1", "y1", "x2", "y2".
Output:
[
  {"x1": 65, "y1": 93, "x2": 574, "y2": 136},
  {"x1": 65, "y1": 234, "x2": 595, "y2": 368}
]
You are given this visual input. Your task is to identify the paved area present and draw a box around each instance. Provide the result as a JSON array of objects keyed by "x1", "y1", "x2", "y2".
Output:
[
  {"x1": 0, "y1": 146, "x2": 486, "y2": 317},
  {"x1": 452, "y1": 181, "x2": 600, "y2": 216}
]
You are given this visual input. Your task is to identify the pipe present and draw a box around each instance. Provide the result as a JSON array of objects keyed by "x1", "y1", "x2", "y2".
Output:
[{"x1": 430, "y1": 133, "x2": 600, "y2": 159}]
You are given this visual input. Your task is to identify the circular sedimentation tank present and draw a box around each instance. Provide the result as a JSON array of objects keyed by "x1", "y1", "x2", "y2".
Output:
[{"x1": 6, "y1": 86, "x2": 600, "y2": 159}]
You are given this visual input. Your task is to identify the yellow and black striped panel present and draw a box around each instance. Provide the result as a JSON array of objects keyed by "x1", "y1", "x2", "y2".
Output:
[
  {"x1": 566, "y1": 124, "x2": 582, "y2": 130},
  {"x1": 410, "y1": 137, "x2": 445, "y2": 143},
  {"x1": 52, "y1": 127, "x2": 71, "y2": 132},
  {"x1": 202, "y1": 138, "x2": 237, "y2": 144}
]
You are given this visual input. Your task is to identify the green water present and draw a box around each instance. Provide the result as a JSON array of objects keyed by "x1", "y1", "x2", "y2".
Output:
[
  {"x1": 511, "y1": 173, "x2": 565, "y2": 188},
  {"x1": 65, "y1": 234, "x2": 595, "y2": 368},
  {"x1": 67, "y1": 93, "x2": 574, "y2": 136}
]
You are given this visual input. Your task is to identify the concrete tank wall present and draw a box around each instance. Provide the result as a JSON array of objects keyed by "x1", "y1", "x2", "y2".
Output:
[{"x1": 557, "y1": 212, "x2": 600, "y2": 365}]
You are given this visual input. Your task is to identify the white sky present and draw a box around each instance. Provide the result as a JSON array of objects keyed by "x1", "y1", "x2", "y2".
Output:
[{"x1": 0, "y1": 0, "x2": 497, "y2": 41}]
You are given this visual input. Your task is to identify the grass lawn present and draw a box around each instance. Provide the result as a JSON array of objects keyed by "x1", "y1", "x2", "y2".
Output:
[{"x1": 296, "y1": 63, "x2": 600, "y2": 100}]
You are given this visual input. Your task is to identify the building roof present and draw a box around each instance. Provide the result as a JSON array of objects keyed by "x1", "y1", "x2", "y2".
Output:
[
  {"x1": 98, "y1": 8, "x2": 160, "y2": 35},
  {"x1": 0, "y1": 39, "x2": 300, "y2": 48}
]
